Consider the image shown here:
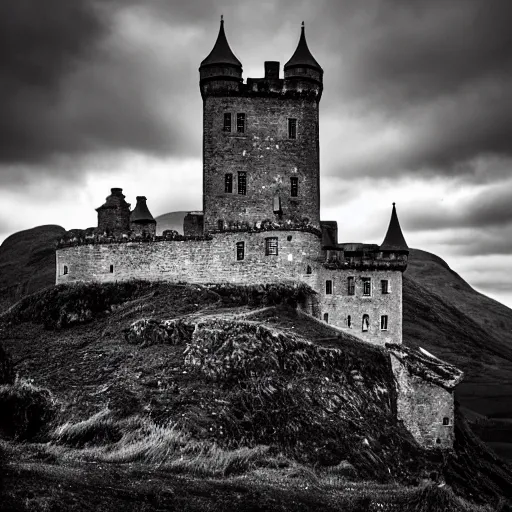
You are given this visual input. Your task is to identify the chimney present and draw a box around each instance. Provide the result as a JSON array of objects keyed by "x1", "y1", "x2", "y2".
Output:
[{"x1": 264, "y1": 61, "x2": 280, "y2": 79}]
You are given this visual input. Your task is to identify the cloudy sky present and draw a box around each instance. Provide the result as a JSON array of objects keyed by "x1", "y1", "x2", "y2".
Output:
[{"x1": 1, "y1": 0, "x2": 512, "y2": 307}]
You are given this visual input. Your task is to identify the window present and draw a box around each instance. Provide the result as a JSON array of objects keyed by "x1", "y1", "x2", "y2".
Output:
[
  {"x1": 381, "y1": 280, "x2": 389, "y2": 294},
  {"x1": 306, "y1": 265, "x2": 312, "y2": 275},
  {"x1": 362, "y1": 314, "x2": 370, "y2": 332},
  {"x1": 238, "y1": 171, "x2": 246, "y2": 195},
  {"x1": 380, "y1": 315, "x2": 388, "y2": 330},
  {"x1": 323, "y1": 313, "x2": 329, "y2": 323},
  {"x1": 63, "y1": 265, "x2": 68, "y2": 275},
  {"x1": 109, "y1": 265, "x2": 114, "y2": 273},
  {"x1": 225, "y1": 173, "x2": 233, "y2": 193},
  {"x1": 347, "y1": 276, "x2": 355, "y2": 295},
  {"x1": 223, "y1": 113, "x2": 231, "y2": 132},
  {"x1": 273, "y1": 194, "x2": 281, "y2": 213},
  {"x1": 362, "y1": 278, "x2": 371, "y2": 296},
  {"x1": 288, "y1": 118, "x2": 297, "y2": 139},
  {"x1": 237, "y1": 113, "x2": 245, "y2": 133},
  {"x1": 265, "y1": 237, "x2": 278, "y2": 256},
  {"x1": 326, "y1": 280, "x2": 333, "y2": 295},
  {"x1": 290, "y1": 177, "x2": 298, "y2": 197},
  {"x1": 347, "y1": 315, "x2": 352, "y2": 328},
  {"x1": 443, "y1": 417, "x2": 450, "y2": 426},
  {"x1": 236, "y1": 242, "x2": 245, "y2": 261},
  {"x1": 217, "y1": 219, "x2": 224, "y2": 231}
]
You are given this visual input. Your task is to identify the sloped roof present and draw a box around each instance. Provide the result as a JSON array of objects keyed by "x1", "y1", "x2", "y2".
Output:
[
  {"x1": 284, "y1": 23, "x2": 322, "y2": 72},
  {"x1": 200, "y1": 18, "x2": 242, "y2": 69},
  {"x1": 380, "y1": 203, "x2": 408, "y2": 251},
  {"x1": 386, "y1": 343, "x2": 464, "y2": 390},
  {"x1": 130, "y1": 196, "x2": 156, "y2": 224}
]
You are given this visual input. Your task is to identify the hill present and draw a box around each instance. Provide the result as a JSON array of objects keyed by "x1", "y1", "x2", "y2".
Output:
[
  {"x1": 0, "y1": 225, "x2": 66, "y2": 312},
  {"x1": 1, "y1": 281, "x2": 512, "y2": 510},
  {"x1": 403, "y1": 249, "x2": 512, "y2": 418},
  {"x1": 154, "y1": 211, "x2": 189, "y2": 235}
]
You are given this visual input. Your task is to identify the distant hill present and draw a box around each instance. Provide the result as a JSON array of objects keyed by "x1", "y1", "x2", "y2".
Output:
[
  {"x1": 154, "y1": 211, "x2": 190, "y2": 235},
  {"x1": 0, "y1": 225, "x2": 66, "y2": 311},
  {"x1": 403, "y1": 249, "x2": 512, "y2": 418}
]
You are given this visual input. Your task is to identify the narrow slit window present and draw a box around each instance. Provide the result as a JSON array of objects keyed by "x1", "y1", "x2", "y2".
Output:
[
  {"x1": 288, "y1": 118, "x2": 297, "y2": 139},
  {"x1": 217, "y1": 219, "x2": 224, "y2": 231},
  {"x1": 347, "y1": 276, "x2": 355, "y2": 296},
  {"x1": 225, "y1": 173, "x2": 233, "y2": 193},
  {"x1": 323, "y1": 313, "x2": 329, "y2": 323},
  {"x1": 306, "y1": 265, "x2": 312, "y2": 275},
  {"x1": 236, "y1": 242, "x2": 245, "y2": 261},
  {"x1": 238, "y1": 171, "x2": 246, "y2": 195},
  {"x1": 63, "y1": 265, "x2": 68, "y2": 275},
  {"x1": 380, "y1": 315, "x2": 388, "y2": 330},
  {"x1": 347, "y1": 315, "x2": 352, "y2": 328},
  {"x1": 381, "y1": 279, "x2": 389, "y2": 294},
  {"x1": 109, "y1": 265, "x2": 114, "y2": 273},
  {"x1": 223, "y1": 113, "x2": 231, "y2": 132},
  {"x1": 265, "y1": 237, "x2": 278, "y2": 256},
  {"x1": 290, "y1": 177, "x2": 298, "y2": 197},
  {"x1": 362, "y1": 314, "x2": 370, "y2": 332},
  {"x1": 326, "y1": 280, "x2": 333, "y2": 295},
  {"x1": 237, "y1": 113, "x2": 245, "y2": 133},
  {"x1": 362, "y1": 278, "x2": 371, "y2": 296}
]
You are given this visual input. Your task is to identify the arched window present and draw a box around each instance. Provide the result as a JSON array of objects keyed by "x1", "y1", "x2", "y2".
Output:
[
  {"x1": 323, "y1": 313, "x2": 329, "y2": 323},
  {"x1": 362, "y1": 314, "x2": 370, "y2": 332}
]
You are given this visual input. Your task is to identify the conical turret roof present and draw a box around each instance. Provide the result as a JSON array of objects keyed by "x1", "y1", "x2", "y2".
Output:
[
  {"x1": 200, "y1": 17, "x2": 242, "y2": 69},
  {"x1": 380, "y1": 203, "x2": 408, "y2": 251},
  {"x1": 284, "y1": 22, "x2": 322, "y2": 72},
  {"x1": 130, "y1": 196, "x2": 156, "y2": 224}
]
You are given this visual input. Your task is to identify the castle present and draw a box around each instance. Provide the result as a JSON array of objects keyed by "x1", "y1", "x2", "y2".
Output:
[{"x1": 56, "y1": 19, "x2": 463, "y2": 449}]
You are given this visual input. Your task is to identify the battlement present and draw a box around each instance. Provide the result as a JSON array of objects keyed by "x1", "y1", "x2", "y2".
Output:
[{"x1": 324, "y1": 246, "x2": 408, "y2": 272}]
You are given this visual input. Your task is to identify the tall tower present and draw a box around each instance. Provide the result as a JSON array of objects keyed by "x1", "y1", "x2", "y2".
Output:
[{"x1": 199, "y1": 19, "x2": 323, "y2": 233}]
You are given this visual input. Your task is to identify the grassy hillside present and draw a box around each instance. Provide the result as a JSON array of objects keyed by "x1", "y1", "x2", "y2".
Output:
[
  {"x1": 154, "y1": 211, "x2": 189, "y2": 235},
  {"x1": 1, "y1": 281, "x2": 512, "y2": 510},
  {"x1": 0, "y1": 225, "x2": 65, "y2": 311},
  {"x1": 404, "y1": 249, "x2": 512, "y2": 418}
]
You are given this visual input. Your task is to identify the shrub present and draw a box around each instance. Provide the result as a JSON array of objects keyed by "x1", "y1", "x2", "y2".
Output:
[{"x1": 0, "y1": 379, "x2": 56, "y2": 440}]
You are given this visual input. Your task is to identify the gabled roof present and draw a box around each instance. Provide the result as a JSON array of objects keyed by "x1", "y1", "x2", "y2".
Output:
[
  {"x1": 284, "y1": 22, "x2": 322, "y2": 72},
  {"x1": 380, "y1": 203, "x2": 408, "y2": 251},
  {"x1": 200, "y1": 17, "x2": 242, "y2": 69},
  {"x1": 130, "y1": 196, "x2": 156, "y2": 224},
  {"x1": 386, "y1": 343, "x2": 464, "y2": 390}
]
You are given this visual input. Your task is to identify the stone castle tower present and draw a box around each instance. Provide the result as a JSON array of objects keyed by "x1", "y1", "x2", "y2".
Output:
[{"x1": 199, "y1": 19, "x2": 322, "y2": 233}]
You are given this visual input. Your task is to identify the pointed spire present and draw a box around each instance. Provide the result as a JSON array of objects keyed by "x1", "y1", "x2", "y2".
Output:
[
  {"x1": 380, "y1": 203, "x2": 409, "y2": 251},
  {"x1": 200, "y1": 17, "x2": 242, "y2": 69},
  {"x1": 284, "y1": 22, "x2": 322, "y2": 72}
]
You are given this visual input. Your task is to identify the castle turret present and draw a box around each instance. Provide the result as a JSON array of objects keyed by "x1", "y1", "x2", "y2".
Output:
[
  {"x1": 380, "y1": 203, "x2": 409, "y2": 253},
  {"x1": 130, "y1": 196, "x2": 156, "y2": 237},
  {"x1": 96, "y1": 188, "x2": 131, "y2": 236},
  {"x1": 284, "y1": 22, "x2": 323, "y2": 99},
  {"x1": 199, "y1": 16, "x2": 243, "y2": 99}
]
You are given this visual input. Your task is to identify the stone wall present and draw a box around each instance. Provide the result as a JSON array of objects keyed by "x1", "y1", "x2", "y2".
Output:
[
  {"x1": 203, "y1": 95, "x2": 320, "y2": 232},
  {"x1": 130, "y1": 222, "x2": 156, "y2": 237},
  {"x1": 56, "y1": 230, "x2": 321, "y2": 285},
  {"x1": 390, "y1": 355, "x2": 455, "y2": 449},
  {"x1": 304, "y1": 267, "x2": 403, "y2": 345}
]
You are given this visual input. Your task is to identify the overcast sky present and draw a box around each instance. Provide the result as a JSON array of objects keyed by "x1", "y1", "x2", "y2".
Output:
[{"x1": 1, "y1": 0, "x2": 511, "y2": 307}]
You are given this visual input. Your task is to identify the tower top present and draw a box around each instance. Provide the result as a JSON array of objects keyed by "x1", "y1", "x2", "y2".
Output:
[
  {"x1": 380, "y1": 203, "x2": 409, "y2": 252},
  {"x1": 130, "y1": 196, "x2": 156, "y2": 224},
  {"x1": 200, "y1": 17, "x2": 242, "y2": 69},
  {"x1": 284, "y1": 22, "x2": 322, "y2": 73}
]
